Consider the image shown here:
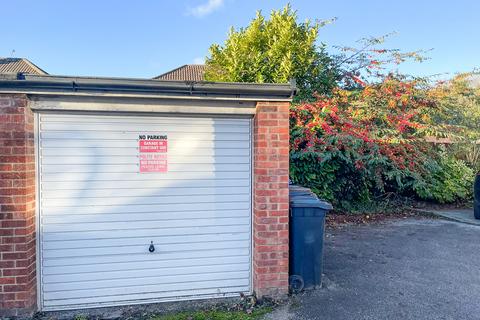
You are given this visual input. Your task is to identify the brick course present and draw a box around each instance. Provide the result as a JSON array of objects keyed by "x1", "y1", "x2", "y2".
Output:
[
  {"x1": 0, "y1": 94, "x2": 37, "y2": 317},
  {"x1": 252, "y1": 101, "x2": 290, "y2": 298}
]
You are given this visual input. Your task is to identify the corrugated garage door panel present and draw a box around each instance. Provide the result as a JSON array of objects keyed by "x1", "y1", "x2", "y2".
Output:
[{"x1": 38, "y1": 113, "x2": 252, "y2": 310}]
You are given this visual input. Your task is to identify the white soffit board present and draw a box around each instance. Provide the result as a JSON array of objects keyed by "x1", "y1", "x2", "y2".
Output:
[
  {"x1": 29, "y1": 97, "x2": 257, "y2": 115},
  {"x1": 37, "y1": 112, "x2": 252, "y2": 310}
]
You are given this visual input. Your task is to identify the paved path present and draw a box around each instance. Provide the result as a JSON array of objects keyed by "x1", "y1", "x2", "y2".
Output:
[
  {"x1": 417, "y1": 208, "x2": 480, "y2": 226},
  {"x1": 265, "y1": 218, "x2": 480, "y2": 320}
]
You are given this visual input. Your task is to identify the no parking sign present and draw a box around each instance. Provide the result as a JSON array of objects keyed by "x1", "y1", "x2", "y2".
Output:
[{"x1": 138, "y1": 134, "x2": 168, "y2": 173}]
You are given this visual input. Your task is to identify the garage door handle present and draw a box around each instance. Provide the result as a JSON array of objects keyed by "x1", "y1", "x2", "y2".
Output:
[{"x1": 149, "y1": 241, "x2": 155, "y2": 253}]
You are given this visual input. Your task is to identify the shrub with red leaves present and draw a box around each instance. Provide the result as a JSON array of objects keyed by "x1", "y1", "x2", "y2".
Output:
[{"x1": 289, "y1": 77, "x2": 441, "y2": 211}]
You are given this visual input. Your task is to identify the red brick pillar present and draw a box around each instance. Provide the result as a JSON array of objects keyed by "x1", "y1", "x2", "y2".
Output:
[
  {"x1": 0, "y1": 94, "x2": 37, "y2": 316},
  {"x1": 253, "y1": 101, "x2": 290, "y2": 298}
]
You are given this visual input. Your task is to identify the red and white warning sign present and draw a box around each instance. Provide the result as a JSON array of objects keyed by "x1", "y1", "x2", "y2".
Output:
[
  {"x1": 139, "y1": 154, "x2": 167, "y2": 173},
  {"x1": 138, "y1": 134, "x2": 168, "y2": 173},
  {"x1": 139, "y1": 140, "x2": 167, "y2": 153}
]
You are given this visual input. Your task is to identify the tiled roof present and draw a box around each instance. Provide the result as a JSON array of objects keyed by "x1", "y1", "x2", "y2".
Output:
[
  {"x1": 0, "y1": 58, "x2": 47, "y2": 75},
  {"x1": 154, "y1": 64, "x2": 206, "y2": 81}
]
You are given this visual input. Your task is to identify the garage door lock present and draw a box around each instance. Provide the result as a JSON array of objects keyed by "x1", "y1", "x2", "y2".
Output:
[{"x1": 149, "y1": 241, "x2": 155, "y2": 253}]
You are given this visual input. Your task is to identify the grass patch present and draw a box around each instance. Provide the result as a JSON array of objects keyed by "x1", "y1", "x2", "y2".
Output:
[{"x1": 149, "y1": 307, "x2": 272, "y2": 320}]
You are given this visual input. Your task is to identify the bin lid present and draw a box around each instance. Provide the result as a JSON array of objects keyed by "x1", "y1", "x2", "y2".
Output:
[
  {"x1": 289, "y1": 184, "x2": 310, "y2": 190},
  {"x1": 289, "y1": 185, "x2": 315, "y2": 196},
  {"x1": 290, "y1": 190, "x2": 314, "y2": 197},
  {"x1": 289, "y1": 184, "x2": 333, "y2": 210},
  {"x1": 289, "y1": 196, "x2": 333, "y2": 210},
  {"x1": 290, "y1": 185, "x2": 311, "y2": 192}
]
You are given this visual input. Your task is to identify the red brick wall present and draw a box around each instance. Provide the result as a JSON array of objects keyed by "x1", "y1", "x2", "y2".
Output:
[
  {"x1": 0, "y1": 94, "x2": 37, "y2": 316},
  {"x1": 253, "y1": 101, "x2": 290, "y2": 297}
]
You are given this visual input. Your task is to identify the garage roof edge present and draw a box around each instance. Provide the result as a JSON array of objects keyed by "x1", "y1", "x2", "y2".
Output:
[{"x1": 0, "y1": 74, "x2": 295, "y2": 101}]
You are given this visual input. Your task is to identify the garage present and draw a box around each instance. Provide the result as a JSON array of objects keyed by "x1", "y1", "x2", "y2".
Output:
[
  {"x1": 37, "y1": 113, "x2": 252, "y2": 310},
  {"x1": 0, "y1": 74, "x2": 292, "y2": 315}
]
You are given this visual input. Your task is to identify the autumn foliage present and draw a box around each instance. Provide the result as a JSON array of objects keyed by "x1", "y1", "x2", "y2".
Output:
[
  {"x1": 290, "y1": 77, "x2": 474, "y2": 210},
  {"x1": 204, "y1": 5, "x2": 478, "y2": 211}
]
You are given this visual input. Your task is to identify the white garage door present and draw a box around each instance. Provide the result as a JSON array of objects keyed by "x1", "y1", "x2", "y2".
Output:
[{"x1": 37, "y1": 113, "x2": 252, "y2": 311}]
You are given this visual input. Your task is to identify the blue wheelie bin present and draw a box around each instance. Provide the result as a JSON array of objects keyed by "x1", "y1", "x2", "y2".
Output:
[
  {"x1": 289, "y1": 185, "x2": 332, "y2": 293},
  {"x1": 474, "y1": 173, "x2": 480, "y2": 219}
]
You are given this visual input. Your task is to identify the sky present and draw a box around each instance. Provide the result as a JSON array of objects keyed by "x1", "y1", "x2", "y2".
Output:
[{"x1": 1, "y1": 0, "x2": 478, "y2": 79}]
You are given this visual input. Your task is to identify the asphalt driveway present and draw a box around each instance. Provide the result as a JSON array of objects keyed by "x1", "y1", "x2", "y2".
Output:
[{"x1": 266, "y1": 218, "x2": 480, "y2": 320}]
